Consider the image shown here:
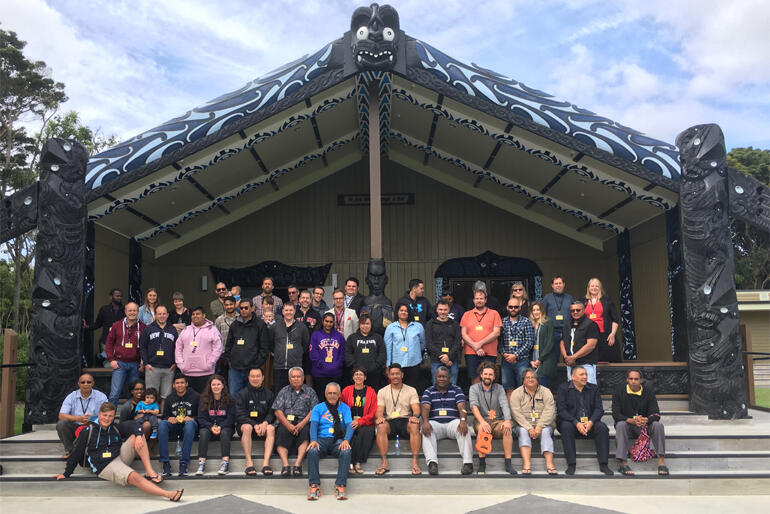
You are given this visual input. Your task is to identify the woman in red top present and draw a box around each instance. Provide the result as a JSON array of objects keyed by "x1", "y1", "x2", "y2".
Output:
[
  {"x1": 340, "y1": 366, "x2": 378, "y2": 474},
  {"x1": 584, "y1": 278, "x2": 620, "y2": 362}
]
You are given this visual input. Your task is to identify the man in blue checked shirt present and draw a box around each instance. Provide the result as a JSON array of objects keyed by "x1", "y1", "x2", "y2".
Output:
[
  {"x1": 500, "y1": 297, "x2": 534, "y2": 393},
  {"x1": 306, "y1": 382, "x2": 353, "y2": 501}
]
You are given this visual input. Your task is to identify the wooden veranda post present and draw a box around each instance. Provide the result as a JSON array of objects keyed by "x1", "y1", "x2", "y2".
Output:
[
  {"x1": 369, "y1": 81, "x2": 382, "y2": 259},
  {"x1": 741, "y1": 324, "x2": 756, "y2": 407},
  {"x1": 1, "y1": 329, "x2": 18, "y2": 438}
]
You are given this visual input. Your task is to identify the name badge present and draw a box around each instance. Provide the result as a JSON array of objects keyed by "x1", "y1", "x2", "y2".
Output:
[
  {"x1": 125, "y1": 343, "x2": 133, "y2": 348},
  {"x1": 475, "y1": 325, "x2": 483, "y2": 331},
  {"x1": 329, "y1": 427, "x2": 335, "y2": 434},
  {"x1": 510, "y1": 341, "x2": 518, "y2": 347},
  {"x1": 438, "y1": 409, "x2": 447, "y2": 416},
  {"x1": 287, "y1": 414, "x2": 296, "y2": 421},
  {"x1": 401, "y1": 346, "x2": 408, "y2": 352},
  {"x1": 589, "y1": 313, "x2": 597, "y2": 319},
  {"x1": 533, "y1": 345, "x2": 539, "y2": 351},
  {"x1": 286, "y1": 343, "x2": 294, "y2": 350},
  {"x1": 250, "y1": 411, "x2": 258, "y2": 417},
  {"x1": 102, "y1": 451, "x2": 112, "y2": 458},
  {"x1": 555, "y1": 315, "x2": 563, "y2": 321},
  {"x1": 325, "y1": 356, "x2": 333, "y2": 363},
  {"x1": 190, "y1": 341, "x2": 198, "y2": 347},
  {"x1": 361, "y1": 347, "x2": 369, "y2": 353},
  {"x1": 441, "y1": 347, "x2": 449, "y2": 353},
  {"x1": 237, "y1": 338, "x2": 245, "y2": 345},
  {"x1": 156, "y1": 350, "x2": 164, "y2": 356},
  {"x1": 414, "y1": 316, "x2": 419, "y2": 321},
  {"x1": 488, "y1": 409, "x2": 496, "y2": 420},
  {"x1": 580, "y1": 416, "x2": 589, "y2": 423},
  {"x1": 391, "y1": 411, "x2": 400, "y2": 418},
  {"x1": 531, "y1": 411, "x2": 539, "y2": 419}
]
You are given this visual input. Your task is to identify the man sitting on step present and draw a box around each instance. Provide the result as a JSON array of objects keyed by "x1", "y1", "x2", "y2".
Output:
[
  {"x1": 420, "y1": 366, "x2": 473, "y2": 475},
  {"x1": 611, "y1": 369, "x2": 669, "y2": 476},
  {"x1": 468, "y1": 362, "x2": 516, "y2": 475},
  {"x1": 57, "y1": 372, "x2": 108, "y2": 459},
  {"x1": 556, "y1": 365, "x2": 614, "y2": 476}
]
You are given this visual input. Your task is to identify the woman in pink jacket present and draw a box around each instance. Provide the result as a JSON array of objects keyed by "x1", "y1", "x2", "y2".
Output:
[{"x1": 176, "y1": 306, "x2": 222, "y2": 394}]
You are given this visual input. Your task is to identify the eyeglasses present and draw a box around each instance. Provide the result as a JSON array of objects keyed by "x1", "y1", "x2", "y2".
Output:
[
  {"x1": 79, "y1": 381, "x2": 93, "y2": 384},
  {"x1": 512, "y1": 288, "x2": 523, "y2": 292},
  {"x1": 507, "y1": 305, "x2": 521, "y2": 310},
  {"x1": 216, "y1": 288, "x2": 227, "y2": 292},
  {"x1": 570, "y1": 308, "x2": 583, "y2": 313}
]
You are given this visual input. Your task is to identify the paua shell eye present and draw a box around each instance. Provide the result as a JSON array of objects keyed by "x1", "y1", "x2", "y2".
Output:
[{"x1": 356, "y1": 26, "x2": 369, "y2": 40}]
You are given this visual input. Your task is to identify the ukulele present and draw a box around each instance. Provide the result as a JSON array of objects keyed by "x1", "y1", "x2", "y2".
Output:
[{"x1": 475, "y1": 431, "x2": 493, "y2": 456}]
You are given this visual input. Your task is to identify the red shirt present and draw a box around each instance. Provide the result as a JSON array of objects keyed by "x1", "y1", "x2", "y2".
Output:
[
  {"x1": 460, "y1": 308, "x2": 503, "y2": 356},
  {"x1": 584, "y1": 299, "x2": 605, "y2": 333}
]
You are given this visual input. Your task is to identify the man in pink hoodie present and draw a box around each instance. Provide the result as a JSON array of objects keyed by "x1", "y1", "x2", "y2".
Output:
[{"x1": 175, "y1": 306, "x2": 222, "y2": 394}]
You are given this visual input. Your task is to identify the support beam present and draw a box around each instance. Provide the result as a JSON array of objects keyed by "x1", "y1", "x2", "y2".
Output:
[
  {"x1": 82, "y1": 222, "x2": 96, "y2": 366},
  {"x1": 666, "y1": 204, "x2": 688, "y2": 361},
  {"x1": 25, "y1": 138, "x2": 88, "y2": 425},
  {"x1": 129, "y1": 238, "x2": 143, "y2": 304},
  {"x1": 616, "y1": 229, "x2": 637, "y2": 360},
  {"x1": 369, "y1": 81, "x2": 382, "y2": 259},
  {"x1": 676, "y1": 123, "x2": 747, "y2": 419}
]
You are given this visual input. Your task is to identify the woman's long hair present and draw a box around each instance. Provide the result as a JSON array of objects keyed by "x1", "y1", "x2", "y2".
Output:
[{"x1": 200, "y1": 374, "x2": 233, "y2": 410}]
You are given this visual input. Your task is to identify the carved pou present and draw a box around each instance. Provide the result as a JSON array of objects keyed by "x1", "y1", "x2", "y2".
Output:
[{"x1": 351, "y1": 3, "x2": 400, "y2": 71}]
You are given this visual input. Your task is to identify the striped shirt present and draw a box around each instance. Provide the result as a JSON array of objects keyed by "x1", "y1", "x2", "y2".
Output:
[{"x1": 421, "y1": 384, "x2": 466, "y2": 423}]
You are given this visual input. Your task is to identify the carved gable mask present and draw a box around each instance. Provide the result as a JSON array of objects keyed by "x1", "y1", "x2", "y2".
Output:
[{"x1": 351, "y1": 3, "x2": 400, "y2": 70}]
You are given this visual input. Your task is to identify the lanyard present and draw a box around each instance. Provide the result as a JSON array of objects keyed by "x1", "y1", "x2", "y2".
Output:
[
  {"x1": 438, "y1": 389, "x2": 452, "y2": 413},
  {"x1": 389, "y1": 385, "x2": 403, "y2": 414},
  {"x1": 122, "y1": 319, "x2": 139, "y2": 347},
  {"x1": 400, "y1": 325, "x2": 408, "y2": 344},
  {"x1": 78, "y1": 396, "x2": 92, "y2": 416},
  {"x1": 554, "y1": 294, "x2": 564, "y2": 313},
  {"x1": 481, "y1": 383, "x2": 494, "y2": 412},
  {"x1": 335, "y1": 309, "x2": 344, "y2": 331},
  {"x1": 473, "y1": 308, "x2": 488, "y2": 326},
  {"x1": 526, "y1": 386, "x2": 539, "y2": 411},
  {"x1": 289, "y1": 388, "x2": 302, "y2": 414}
]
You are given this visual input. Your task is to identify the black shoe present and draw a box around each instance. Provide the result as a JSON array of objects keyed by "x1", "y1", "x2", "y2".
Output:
[
  {"x1": 428, "y1": 462, "x2": 439, "y2": 475},
  {"x1": 162, "y1": 461, "x2": 172, "y2": 478},
  {"x1": 599, "y1": 464, "x2": 614, "y2": 476},
  {"x1": 178, "y1": 462, "x2": 188, "y2": 477},
  {"x1": 477, "y1": 458, "x2": 486, "y2": 475},
  {"x1": 504, "y1": 460, "x2": 517, "y2": 475},
  {"x1": 565, "y1": 464, "x2": 576, "y2": 475},
  {"x1": 461, "y1": 463, "x2": 473, "y2": 475}
]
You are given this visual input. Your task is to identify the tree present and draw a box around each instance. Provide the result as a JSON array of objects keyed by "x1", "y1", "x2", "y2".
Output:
[
  {"x1": 728, "y1": 147, "x2": 770, "y2": 290},
  {"x1": 1, "y1": 29, "x2": 67, "y2": 332}
]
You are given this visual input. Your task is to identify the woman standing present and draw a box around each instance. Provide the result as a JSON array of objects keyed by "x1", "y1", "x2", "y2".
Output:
[
  {"x1": 510, "y1": 282, "x2": 530, "y2": 318},
  {"x1": 138, "y1": 288, "x2": 159, "y2": 325},
  {"x1": 584, "y1": 278, "x2": 620, "y2": 362},
  {"x1": 196, "y1": 375, "x2": 236, "y2": 475},
  {"x1": 340, "y1": 367, "x2": 377, "y2": 474},
  {"x1": 528, "y1": 302, "x2": 556, "y2": 387},
  {"x1": 384, "y1": 302, "x2": 425, "y2": 391},
  {"x1": 168, "y1": 292, "x2": 191, "y2": 333}
]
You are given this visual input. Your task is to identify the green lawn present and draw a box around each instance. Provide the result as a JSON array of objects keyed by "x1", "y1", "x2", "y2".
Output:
[
  {"x1": 755, "y1": 388, "x2": 770, "y2": 409},
  {"x1": 14, "y1": 404, "x2": 24, "y2": 435}
]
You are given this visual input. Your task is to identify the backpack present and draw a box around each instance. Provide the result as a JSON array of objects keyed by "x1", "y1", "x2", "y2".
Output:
[{"x1": 629, "y1": 425, "x2": 656, "y2": 462}]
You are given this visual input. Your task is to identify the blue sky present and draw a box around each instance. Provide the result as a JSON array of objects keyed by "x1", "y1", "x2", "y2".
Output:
[{"x1": 3, "y1": 0, "x2": 769, "y2": 151}]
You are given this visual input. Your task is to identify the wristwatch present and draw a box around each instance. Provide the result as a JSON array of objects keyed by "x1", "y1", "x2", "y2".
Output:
[{"x1": 460, "y1": 417, "x2": 466, "y2": 421}]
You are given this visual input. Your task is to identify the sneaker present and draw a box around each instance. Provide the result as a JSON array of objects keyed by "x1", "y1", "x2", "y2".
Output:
[
  {"x1": 428, "y1": 461, "x2": 439, "y2": 475},
  {"x1": 195, "y1": 461, "x2": 206, "y2": 476},
  {"x1": 461, "y1": 463, "x2": 473, "y2": 475},
  {"x1": 335, "y1": 485, "x2": 348, "y2": 501},
  {"x1": 307, "y1": 484, "x2": 321, "y2": 501},
  {"x1": 162, "y1": 461, "x2": 172, "y2": 478},
  {"x1": 218, "y1": 460, "x2": 229, "y2": 475},
  {"x1": 150, "y1": 431, "x2": 157, "y2": 440},
  {"x1": 179, "y1": 462, "x2": 188, "y2": 477}
]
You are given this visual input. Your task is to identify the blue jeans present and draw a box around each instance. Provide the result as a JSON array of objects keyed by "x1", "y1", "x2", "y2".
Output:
[
  {"x1": 501, "y1": 359, "x2": 530, "y2": 390},
  {"x1": 229, "y1": 367, "x2": 248, "y2": 396},
  {"x1": 567, "y1": 364, "x2": 597, "y2": 385},
  {"x1": 307, "y1": 438, "x2": 351, "y2": 487},
  {"x1": 430, "y1": 362, "x2": 459, "y2": 385},
  {"x1": 158, "y1": 419, "x2": 198, "y2": 465},
  {"x1": 108, "y1": 361, "x2": 139, "y2": 406}
]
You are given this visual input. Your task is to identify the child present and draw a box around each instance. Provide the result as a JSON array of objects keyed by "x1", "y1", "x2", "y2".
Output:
[
  {"x1": 262, "y1": 309, "x2": 275, "y2": 327},
  {"x1": 135, "y1": 387, "x2": 161, "y2": 438}
]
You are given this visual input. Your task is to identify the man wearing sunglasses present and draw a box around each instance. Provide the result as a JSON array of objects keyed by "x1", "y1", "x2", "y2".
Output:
[
  {"x1": 210, "y1": 282, "x2": 228, "y2": 319},
  {"x1": 500, "y1": 297, "x2": 534, "y2": 393},
  {"x1": 57, "y1": 373, "x2": 108, "y2": 458},
  {"x1": 559, "y1": 300, "x2": 600, "y2": 384}
]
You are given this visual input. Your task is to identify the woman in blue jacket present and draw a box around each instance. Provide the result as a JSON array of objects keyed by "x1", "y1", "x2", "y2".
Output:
[
  {"x1": 196, "y1": 375, "x2": 236, "y2": 476},
  {"x1": 384, "y1": 302, "x2": 425, "y2": 391}
]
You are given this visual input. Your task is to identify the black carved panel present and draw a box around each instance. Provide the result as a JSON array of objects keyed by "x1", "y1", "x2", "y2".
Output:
[
  {"x1": 616, "y1": 229, "x2": 637, "y2": 360},
  {"x1": 666, "y1": 205, "x2": 688, "y2": 361},
  {"x1": 728, "y1": 167, "x2": 770, "y2": 232},
  {"x1": 25, "y1": 138, "x2": 88, "y2": 425},
  {"x1": 676, "y1": 124, "x2": 748, "y2": 419},
  {"x1": 0, "y1": 182, "x2": 38, "y2": 243},
  {"x1": 210, "y1": 261, "x2": 332, "y2": 290},
  {"x1": 553, "y1": 365, "x2": 689, "y2": 395},
  {"x1": 82, "y1": 221, "x2": 95, "y2": 366},
  {"x1": 128, "y1": 238, "x2": 142, "y2": 304}
]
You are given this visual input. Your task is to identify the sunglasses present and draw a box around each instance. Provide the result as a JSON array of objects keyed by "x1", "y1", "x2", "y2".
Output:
[
  {"x1": 507, "y1": 305, "x2": 521, "y2": 309},
  {"x1": 79, "y1": 380, "x2": 93, "y2": 384},
  {"x1": 512, "y1": 288, "x2": 524, "y2": 292},
  {"x1": 570, "y1": 308, "x2": 583, "y2": 313},
  {"x1": 216, "y1": 288, "x2": 227, "y2": 292}
]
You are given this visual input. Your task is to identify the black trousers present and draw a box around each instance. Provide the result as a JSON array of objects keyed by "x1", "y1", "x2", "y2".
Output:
[
  {"x1": 350, "y1": 424, "x2": 376, "y2": 463},
  {"x1": 273, "y1": 369, "x2": 290, "y2": 395},
  {"x1": 597, "y1": 333, "x2": 622, "y2": 362},
  {"x1": 185, "y1": 374, "x2": 212, "y2": 395},
  {"x1": 198, "y1": 426, "x2": 234, "y2": 459},
  {"x1": 401, "y1": 365, "x2": 422, "y2": 393},
  {"x1": 558, "y1": 420, "x2": 610, "y2": 465},
  {"x1": 313, "y1": 375, "x2": 341, "y2": 401}
]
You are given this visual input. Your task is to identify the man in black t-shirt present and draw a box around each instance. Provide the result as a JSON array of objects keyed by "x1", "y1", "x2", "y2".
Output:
[{"x1": 559, "y1": 300, "x2": 599, "y2": 385}]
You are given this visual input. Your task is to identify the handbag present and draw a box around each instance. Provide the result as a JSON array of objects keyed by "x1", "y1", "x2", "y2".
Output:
[{"x1": 629, "y1": 425, "x2": 656, "y2": 462}]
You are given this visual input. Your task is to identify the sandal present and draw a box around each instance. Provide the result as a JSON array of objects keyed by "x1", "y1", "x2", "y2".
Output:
[
  {"x1": 262, "y1": 465, "x2": 273, "y2": 476},
  {"x1": 619, "y1": 464, "x2": 634, "y2": 476},
  {"x1": 354, "y1": 463, "x2": 364, "y2": 474},
  {"x1": 521, "y1": 468, "x2": 531, "y2": 475},
  {"x1": 144, "y1": 473, "x2": 163, "y2": 484},
  {"x1": 658, "y1": 465, "x2": 670, "y2": 476},
  {"x1": 547, "y1": 468, "x2": 558, "y2": 475},
  {"x1": 245, "y1": 466, "x2": 257, "y2": 476},
  {"x1": 375, "y1": 466, "x2": 390, "y2": 476},
  {"x1": 280, "y1": 466, "x2": 291, "y2": 477},
  {"x1": 292, "y1": 465, "x2": 302, "y2": 477},
  {"x1": 411, "y1": 463, "x2": 422, "y2": 475},
  {"x1": 170, "y1": 489, "x2": 184, "y2": 502}
]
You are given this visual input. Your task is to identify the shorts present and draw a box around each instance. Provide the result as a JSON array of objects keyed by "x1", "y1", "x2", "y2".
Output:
[
  {"x1": 237, "y1": 421, "x2": 270, "y2": 439},
  {"x1": 275, "y1": 423, "x2": 310, "y2": 453},
  {"x1": 473, "y1": 418, "x2": 508, "y2": 438},
  {"x1": 384, "y1": 417, "x2": 410, "y2": 439},
  {"x1": 97, "y1": 439, "x2": 136, "y2": 486}
]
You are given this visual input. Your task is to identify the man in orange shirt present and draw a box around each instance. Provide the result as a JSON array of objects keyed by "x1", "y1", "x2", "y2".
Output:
[{"x1": 459, "y1": 283, "x2": 502, "y2": 384}]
